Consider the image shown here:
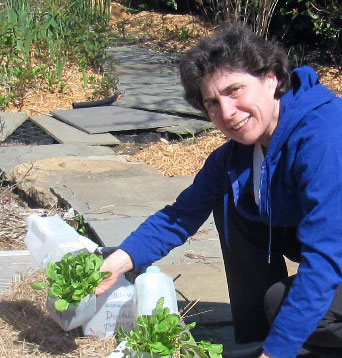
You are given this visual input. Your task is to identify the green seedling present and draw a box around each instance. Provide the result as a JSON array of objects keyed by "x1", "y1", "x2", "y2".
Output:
[
  {"x1": 31, "y1": 251, "x2": 111, "y2": 312},
  {"x1": 118, "y1": 297, "x2": 223, "y2": 358},
  {"x1": 74, "y1": 214, "x2": 90, "y2": 237}
]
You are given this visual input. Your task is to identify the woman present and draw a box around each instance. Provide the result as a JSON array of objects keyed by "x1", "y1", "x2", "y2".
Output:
[{"x1": 96, "y1": 24, "x2": 342, "y2": 358}]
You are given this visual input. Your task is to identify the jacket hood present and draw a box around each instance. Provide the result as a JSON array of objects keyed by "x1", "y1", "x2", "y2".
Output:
[{"x1": 267, "y1": 66, "x2": 337, "y2": 160}]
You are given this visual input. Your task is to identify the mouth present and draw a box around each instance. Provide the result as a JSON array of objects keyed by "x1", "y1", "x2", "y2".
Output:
[{"x1": 231, "y1": 116, "x2": 250, "y2": 131}]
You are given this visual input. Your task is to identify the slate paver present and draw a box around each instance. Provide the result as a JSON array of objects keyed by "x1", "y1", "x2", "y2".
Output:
[
  {"x1": 106, "y1": 45, "x2": 201, "y2": 117},
  {"x1": 51, "y1": 105, "x2": 210, "y2": 135},
  {"x1": 157, "y1": 117, "x2": 212, "y2": 135},
  {"x1": 0, "y1": 143, "x2": 114, "y2": 172},
  {"x1": 0, "y1": 112, "x2": 27, "y2": 142},
  {"x1": 50, "y1": 173, "x2": 195, "y2": 219},
  {"x1": 88, "y1": 213, "x2": 221, "y2": 261},
  {"x1": 30, "y1": 115, "x2": 121, "y2": 146}
]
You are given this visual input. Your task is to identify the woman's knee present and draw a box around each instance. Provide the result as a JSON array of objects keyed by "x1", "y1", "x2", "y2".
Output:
[{"x1": 264, "y1": 277, "x2": 294, "y2": 324}]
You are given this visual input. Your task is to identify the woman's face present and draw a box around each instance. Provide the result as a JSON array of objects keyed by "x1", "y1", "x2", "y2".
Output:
[{"x1": 201, "y1": 68, "x2": 280, "y2": 147}]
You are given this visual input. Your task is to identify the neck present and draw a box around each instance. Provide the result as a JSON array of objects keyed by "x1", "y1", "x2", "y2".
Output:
[{"x1": 261, "y1": 98, "x2": 281, "y2": 148}]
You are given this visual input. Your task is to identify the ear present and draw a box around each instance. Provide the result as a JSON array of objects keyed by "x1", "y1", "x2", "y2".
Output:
[{"x1": 265, "y1": 71, "x2": 278, "y2": 91}]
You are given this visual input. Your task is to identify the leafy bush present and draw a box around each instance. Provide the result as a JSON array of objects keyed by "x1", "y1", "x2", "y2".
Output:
[
  {"x1": 119, "y1": 0, "x2": 179, "y2": 12},
  {"x1": 190, "y1": 0, "x2": 279, "y2": 37},
  {"x1": 278, "y1": 0, "x2": 342, "y2": 64}
]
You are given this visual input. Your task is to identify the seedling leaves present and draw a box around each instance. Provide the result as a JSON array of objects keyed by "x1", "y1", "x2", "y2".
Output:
[{"x1": 31, "y1": 251, "x2": 111, "y2": 312}]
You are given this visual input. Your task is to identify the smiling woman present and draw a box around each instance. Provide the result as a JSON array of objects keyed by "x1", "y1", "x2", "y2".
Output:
[
  {"x1": 179, "y1": 23, "x2": 291, "y2": 115},
  {"x1": 97, "y1": 22, "x2": 342, "y2": 358},
  {"x1": 200, "y1": 69, "x2": 280, "y2": 147}
]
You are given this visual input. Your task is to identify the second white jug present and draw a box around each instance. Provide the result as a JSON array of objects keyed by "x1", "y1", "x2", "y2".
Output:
[{"x1": 133, "y1": 266, "x2": 178, "y2": 322}]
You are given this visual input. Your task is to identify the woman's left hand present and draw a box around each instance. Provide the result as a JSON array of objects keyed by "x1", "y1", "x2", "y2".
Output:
[{"x1": 95, "y1": 249, "x2": 133, "y2": 296}]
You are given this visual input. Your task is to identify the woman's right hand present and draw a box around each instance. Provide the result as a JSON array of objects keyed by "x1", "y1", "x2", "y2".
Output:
[{"x1": 96, "y1": 249, "x2": 134, "y2": 296}]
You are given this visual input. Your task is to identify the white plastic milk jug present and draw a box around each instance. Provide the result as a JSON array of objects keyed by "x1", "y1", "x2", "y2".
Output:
[
  {"x1": 133, "y1": 266, "x2": 178, "y2": 322},
  {"x1": 82, "y1": 275, "x2": 134, "y2": 337},
  {"x1": 25, "y1": 213, "x2": 98, "y2": 270}
]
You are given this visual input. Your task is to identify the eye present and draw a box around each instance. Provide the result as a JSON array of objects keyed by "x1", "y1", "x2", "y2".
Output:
[
  {"x1": 229, "y1": 86, "x2": 242, "y2": 97},
  {"x1": 205, "y1": 98, "x2": 218, "y2": 111}
]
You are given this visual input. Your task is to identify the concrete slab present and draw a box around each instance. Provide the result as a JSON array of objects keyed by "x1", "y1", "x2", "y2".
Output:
[
  {"x1": 30, "y1": 115, "x2": 121, "y2": 146},
  {"x1": 160, "y1": 261, "x2": 234, "y2": 356},
  {"x1": 51, "y1": 105, "x2": 208, "y2": 136},
  {"x1": 160, "y1": 261, "x2": 230, "y2": 314},
  {"x1": 0, "y1": 112, "x2": 27, "y2": 141}
]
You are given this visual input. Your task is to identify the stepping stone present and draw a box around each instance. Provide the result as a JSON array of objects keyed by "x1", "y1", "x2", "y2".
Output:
[
  {"x1": 157, "y1": 117, "x2": 212, "y2": 135},
  {"x1": 0, "y1": 143, "x2": 115, "y2": 172},
  {"x1": 0, "y1": 112, "x2": 27, "y2": 142},
  {"x1": 30, "y1": 115, "x2": 121, "y2": 146},
  {"x1": 106, "y1": 45, "x2": 201, "y2": 117},
  {"x1": 87, "y1": 214, "x2": 222, "y2": 263},
  {"x1": 51, "y1": 105, "x2": 210, "y2": 135}
]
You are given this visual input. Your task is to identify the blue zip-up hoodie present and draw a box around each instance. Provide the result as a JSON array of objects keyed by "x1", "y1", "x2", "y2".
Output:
[{"x1": 120, "y1": 66, "x2": 342, "y2": 357}]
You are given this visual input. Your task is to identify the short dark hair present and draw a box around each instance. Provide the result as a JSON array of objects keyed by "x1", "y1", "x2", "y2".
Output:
[{"x1": 180, "y1": 23, "x2": 291, "y2": 114}]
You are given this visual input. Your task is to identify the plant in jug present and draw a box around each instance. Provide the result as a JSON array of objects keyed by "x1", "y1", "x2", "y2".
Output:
[{"x1": 31, "y1": 251, "x2": 111, "y2": 311}]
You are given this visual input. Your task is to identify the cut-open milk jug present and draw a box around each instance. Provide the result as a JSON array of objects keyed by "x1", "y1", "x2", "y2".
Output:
[{"x1": 25, "y1": 213, "x2": 99, "y2": 270}]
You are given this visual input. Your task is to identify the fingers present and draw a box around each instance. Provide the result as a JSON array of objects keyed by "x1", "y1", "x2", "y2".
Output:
[
  {"x1": 96, "y1": 249, "x2": 134, "y2": 295},
  {"x1": 96, "y1": 275, "x2": 119, "y2": 295}
]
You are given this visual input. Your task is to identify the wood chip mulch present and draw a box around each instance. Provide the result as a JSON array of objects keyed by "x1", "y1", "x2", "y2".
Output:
[
  {"x1": 6, "y1": 63, "x2": 103, "y2": 117},
  {"x1": 127, "y1": 130, "x2": 227, "y2": 176},
  {"x1": 110, "y1": 2, "x2": 212, "y2": 53}
]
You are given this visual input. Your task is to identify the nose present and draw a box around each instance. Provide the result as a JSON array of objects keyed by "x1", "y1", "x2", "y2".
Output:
[{"x1": 220, "y1": 97, "x2": 237, "y2": 121}]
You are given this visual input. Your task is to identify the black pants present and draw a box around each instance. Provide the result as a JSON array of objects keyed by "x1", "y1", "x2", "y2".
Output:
[{"x1": 213, "y1": 195, "x2": 342, "y2": 357}]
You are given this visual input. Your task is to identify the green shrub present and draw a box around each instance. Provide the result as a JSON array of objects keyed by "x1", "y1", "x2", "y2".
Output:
[{"x1": 278, "y1": 0, "x2": 342, "y2": 65}]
